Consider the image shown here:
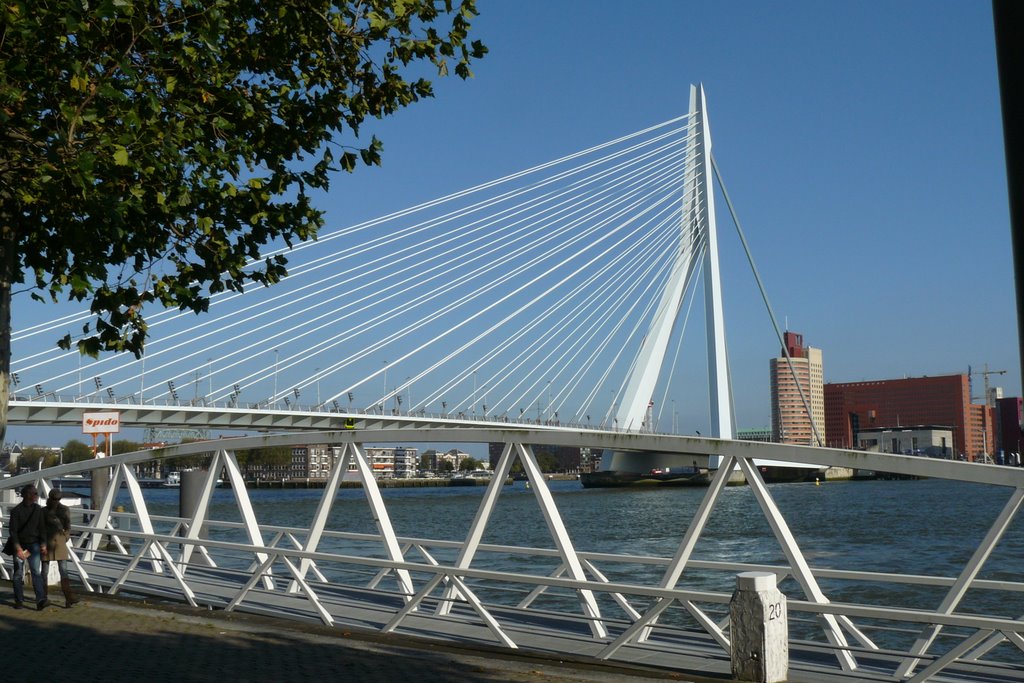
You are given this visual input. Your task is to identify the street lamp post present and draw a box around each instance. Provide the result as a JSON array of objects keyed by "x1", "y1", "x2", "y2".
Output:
[{"x1": 273, "y1": 349, "x2": 279, "y2": 408}]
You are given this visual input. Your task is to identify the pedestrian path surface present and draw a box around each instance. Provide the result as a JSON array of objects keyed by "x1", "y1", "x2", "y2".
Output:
[{"x1": 0, "y1": 588, "x2": 712, "y2": 683}]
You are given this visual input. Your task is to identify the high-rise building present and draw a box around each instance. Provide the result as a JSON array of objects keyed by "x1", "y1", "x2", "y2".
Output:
[
  {"x1": 769, "y1": 331, "x2": 825, "y2": 446},
  {"x1": 823, "y1": 373, "x2": 994, "y2": 460}
]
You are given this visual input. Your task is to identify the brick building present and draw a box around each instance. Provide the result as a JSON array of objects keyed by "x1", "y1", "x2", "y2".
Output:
[{"x1": 824, "y1": 373, "x2": 994, "y2": 460}]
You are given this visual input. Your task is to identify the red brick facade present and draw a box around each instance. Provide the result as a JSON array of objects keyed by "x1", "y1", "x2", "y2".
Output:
[{"x1": 824, "y1": 374, "x2": 994, "y2": 460}]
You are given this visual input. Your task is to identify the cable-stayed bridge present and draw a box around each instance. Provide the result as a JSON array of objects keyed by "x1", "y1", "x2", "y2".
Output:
[
  {"x1": 10, "y1": 86, "x2": 737, "y2": 454},
  {"x1": 4, "y1": 85, "x2": 1024, "y2": 681}
]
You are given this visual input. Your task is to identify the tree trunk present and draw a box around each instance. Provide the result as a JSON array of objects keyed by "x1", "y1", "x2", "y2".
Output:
[{"x1": 0, "y1": 222, "x2": 13, "y2": 448}]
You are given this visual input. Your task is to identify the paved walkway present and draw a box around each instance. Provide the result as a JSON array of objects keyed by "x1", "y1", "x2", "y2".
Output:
[{"x1": 0, "y1": 586, "x2": 717, "y2": 683}]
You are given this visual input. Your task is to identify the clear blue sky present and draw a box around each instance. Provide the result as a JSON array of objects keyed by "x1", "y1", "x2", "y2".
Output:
[{"x1": 8, "y1": 1, "x2": 1018, "y2": 447}]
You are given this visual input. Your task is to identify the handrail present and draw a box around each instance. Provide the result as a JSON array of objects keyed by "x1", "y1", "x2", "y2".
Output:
[{"x1": 2, "y1": 442, "x2": 1021, "y2": 681}]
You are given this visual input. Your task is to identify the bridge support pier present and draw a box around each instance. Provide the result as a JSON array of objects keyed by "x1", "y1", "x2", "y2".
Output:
[{"x1": 730, "y1": 571, "x2": 788, "y2": 683}]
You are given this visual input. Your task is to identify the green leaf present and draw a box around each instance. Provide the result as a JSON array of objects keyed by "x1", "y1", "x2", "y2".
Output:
[{"x1": 1, "y1": 0, "x2": 486, "y2": 358}]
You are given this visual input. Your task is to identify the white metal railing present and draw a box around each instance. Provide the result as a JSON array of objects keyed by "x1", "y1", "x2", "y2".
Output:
[{"x1": 2, "y1": 431, "x2": 1023, "y2": 682}]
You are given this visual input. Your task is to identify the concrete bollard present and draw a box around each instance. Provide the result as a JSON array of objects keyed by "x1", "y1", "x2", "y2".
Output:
[{"x1": 730, "y1": 571, "x2": 788, "y2": 683}]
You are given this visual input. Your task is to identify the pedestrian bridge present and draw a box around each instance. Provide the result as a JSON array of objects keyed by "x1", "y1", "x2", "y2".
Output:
[{"x1": 2, "y1": 426, "x2": 1022, "y2": 683}]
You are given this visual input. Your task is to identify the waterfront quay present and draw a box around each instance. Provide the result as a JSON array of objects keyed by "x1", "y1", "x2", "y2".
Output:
[
  {"x1": 241, "y1": 475, "x2": 524, "y2": 489},
  {"x1": 0, "y1": 590, "x2": 699, "y2": 683}
]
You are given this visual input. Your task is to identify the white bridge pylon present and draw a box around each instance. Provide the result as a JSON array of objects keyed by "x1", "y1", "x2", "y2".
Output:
[{"x1": 604, "y1": 83, "x2": 731, "y2": 472}]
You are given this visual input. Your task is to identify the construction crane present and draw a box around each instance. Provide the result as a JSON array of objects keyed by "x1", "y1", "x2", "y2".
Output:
[{"x1": 969, "y1": 363, "x2": 1007, "y2": 408}]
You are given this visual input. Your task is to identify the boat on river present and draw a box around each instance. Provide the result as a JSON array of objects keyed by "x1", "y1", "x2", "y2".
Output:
[
  {"x1": 52, "y1": 474, "x2": 89, "y2": 489},
  {"x1": 162, "y1": 472, "x2": 180, "y2": 488},
  {"x1": 580, "y1": 467, "x2": 712, "y2": 488},
  {"x1": 450, "y1": 470, "x2": 494, "y2": 486}
]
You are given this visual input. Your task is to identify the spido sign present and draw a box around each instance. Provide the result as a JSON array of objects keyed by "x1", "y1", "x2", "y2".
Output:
[{"x1": 82, "y1": 411, "x2": 121, "y2": 434}]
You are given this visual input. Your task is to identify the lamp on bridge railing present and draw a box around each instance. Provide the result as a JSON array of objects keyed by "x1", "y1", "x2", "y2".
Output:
[
  {"x1": 283, "y1": 396, "x2": 291, "y2": 408},
  {"x1": 93, "y1": 376, "x2": 102, "y2": 391},
  {"x1": 273, "y1": 349, "x2": 279, "y2": 408},
  {"x1": 442, "y1": 401, "x2": 448, "y2": 417},
  {"x1": 167, "y1": 380, "x2": 179, "y2": 402},
  {"x1": 35, "y1": 384, "x2": 44, "y2": 397},
  {"x1": 331, "y1": 399, "x2": 340, "y2": 412},
  {"x1": 106, "y1": 387, "x2": 115, "y2": 401},
  {"x1": 10, "y1": 372, "x2": 19, "y2": 387}
]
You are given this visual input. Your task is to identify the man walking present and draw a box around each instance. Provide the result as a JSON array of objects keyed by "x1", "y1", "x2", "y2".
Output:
[{"x1": 8, "y1": 484, "x2": 50, "y2": 609}]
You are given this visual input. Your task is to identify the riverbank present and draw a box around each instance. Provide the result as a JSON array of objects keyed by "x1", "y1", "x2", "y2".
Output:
[{"x1": 241, "y1": 476, "x2": 517, "y2": 489}]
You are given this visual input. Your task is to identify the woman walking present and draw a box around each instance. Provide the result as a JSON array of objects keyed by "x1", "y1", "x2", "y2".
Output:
[{"x1": 43, "y1": 489, "x2": 78, "y2": 607}]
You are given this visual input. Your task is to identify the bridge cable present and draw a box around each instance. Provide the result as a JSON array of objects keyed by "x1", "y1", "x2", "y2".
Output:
[{"x1": 711, "y1": 153, "x2": 823, "y2": 447}]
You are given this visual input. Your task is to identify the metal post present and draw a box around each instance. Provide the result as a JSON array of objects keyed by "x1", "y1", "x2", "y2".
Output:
[
  {"x1": 730, "y1": 571, "x2": 788, "y2": 683},
  {"x1": 90, "y1": 469, "x2": 109, "y2": 524},
  {"x1": 273, "y1": 349, "x2": 279, "y2": 407},
  {"x1": 179, "y1": 469, "x2": 207, "y2": 536},
  {"x1": 993, "y1": 0, "x2": 1024, "y2": 409}
]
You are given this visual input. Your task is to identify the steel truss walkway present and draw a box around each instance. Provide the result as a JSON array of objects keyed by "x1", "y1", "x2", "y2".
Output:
[{"x1": 2, "y1": 429, "x2": 1023, "y2": 682}]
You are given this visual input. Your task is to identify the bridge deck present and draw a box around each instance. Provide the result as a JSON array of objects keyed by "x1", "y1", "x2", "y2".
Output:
[
  {"x1": 70, "y1": 557, "x2": 1021, "y2": 683},
  {"x1": 3, "y1": 439, "x2": 1023, "y2": 683}
]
